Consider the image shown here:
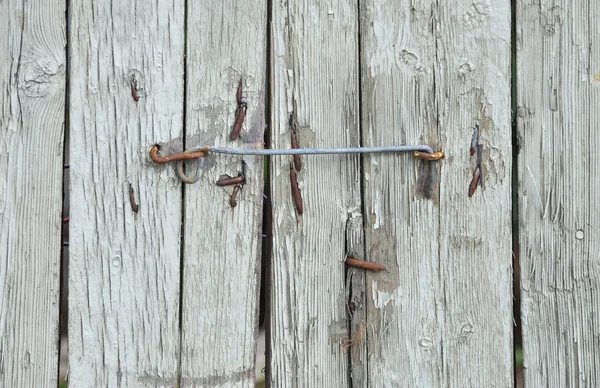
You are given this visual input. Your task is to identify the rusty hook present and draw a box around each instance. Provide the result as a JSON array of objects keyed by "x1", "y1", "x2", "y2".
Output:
[
  {"x1": 413, "y1": 151, "x2": 444, "y2": 161},
  {"x1": 149, "y1": 144, "x2": 207, "y2": 164},
  {"x1": 150, "y1": 145, "x2": 206, "y2": 184}
]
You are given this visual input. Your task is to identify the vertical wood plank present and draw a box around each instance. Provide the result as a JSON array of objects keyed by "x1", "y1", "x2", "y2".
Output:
[
  {"x1": 68, "y1": 1, "x2": 184, "y2": 386},
  {"x1": 361, "y1": 0, "x2": 513, "y2": 386},
  {"x1": 180, "y1": 2, "x2": 266, "y2": 386},
  {"x1": 435, "y1": 2, "x2": 513, "y2": 385},
  {"x1": 360, "y1": 2, "x2": 443, "y2": 386},
  {"x1": 269, "y1": 1, "x2": 361, "y2": 386},
  {"x1": 0, "y1": 0, "x2": 65, "y2": 385},
  {"x1": 518, "y1": 1, "x2": 600, "y2": 386}
]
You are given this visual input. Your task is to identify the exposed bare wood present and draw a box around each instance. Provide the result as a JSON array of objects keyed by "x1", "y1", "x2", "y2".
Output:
[
  {"x1": 518, "y1": 1, "x2": 600, "y2": 386},
  {"x1": 68, "y1": 1, "x2": 184, "y2": 386},
  {"x1": 269, "y1": 1, "x2": 362, "y2": 386},
  {"x1": 0, "y1": 0, "x2": 65, "y2": 385},
  {"x1": 180, "y1": 2, "x2": 267, "y2": 386},
  {"x1": 361, "y1": 0, "x2": 513, "y2": 386}
]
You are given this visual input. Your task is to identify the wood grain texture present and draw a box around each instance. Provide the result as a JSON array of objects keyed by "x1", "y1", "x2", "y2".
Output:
[
  {"x1": 360, "y1": 2, "x2": 443, "y2": 386},
  {"x1": 0, "y1": 0, "x2": 65, "y2": 386},
  {"x1": 344, "y1": 215, "x2": 368, "y2": 387},
  {"x1": 361, "y1": 1, "x2": 513, "y2": 386},
  {"x1": 269, "y1": 1, "x2": 361, "y2": 386},
  {"x1": 68, "y1": 1, "x2": 184, "y2": 386},
  {"x1": 180, "y1": 2, "x2": 266, "y2": 386},
  {"x1": 518, "y1": 1, "x2": 600, "y2": 386},
  {"x1": 435, "y1": 2, "x2": 513, "y2": 386}
]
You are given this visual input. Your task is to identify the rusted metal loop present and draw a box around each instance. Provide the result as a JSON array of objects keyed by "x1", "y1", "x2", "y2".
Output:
[
  {"x1": 149, "y1": 144, "x2": 206, "y2": 164},
  {"x1": 176, "y1": 158, "x2": 203, "y2": 184},
  {"x1": 413, "y1": 151, "x2": 444, "y2": 161}
]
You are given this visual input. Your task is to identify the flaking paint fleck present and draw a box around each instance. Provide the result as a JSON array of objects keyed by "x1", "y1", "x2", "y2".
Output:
[{"x1": 371, "y1": 281, "x2": 401, "y2": 309}]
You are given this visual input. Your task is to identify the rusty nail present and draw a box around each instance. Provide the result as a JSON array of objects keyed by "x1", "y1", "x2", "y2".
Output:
[
  {"x1": 230, "y1": 184, "x2": 241, "y2": 208},
  {"x1": 230, "y1": 78, "x2": 247, "y2": 141},
  {"x1": 290, "y1": 167, "x2": 303, "y2": 215},
  {"x1": 218, "y1": 161, "x2": 246, "y2": 186},
  {"x1": 345, "y1": 256, "x2": 386, "y2": 271},
  {"x1": 131, "y1": 80, "x2": 139, "y2": 102},
  {"x1": 230, "y1": 105, "x2": 247, "y2": 141},
  {"x1": 128, "y1": 183, "x2": 139, "y2": 213},
  {"x1": 468, "y1": 166, "x2": 481, "y2": 197},
  {"x1": 216, "y1": 174, "x2": 244, "y2": 186},
  {"x1": 290, "y1": 120, "x2": 302, "y2": 171}
]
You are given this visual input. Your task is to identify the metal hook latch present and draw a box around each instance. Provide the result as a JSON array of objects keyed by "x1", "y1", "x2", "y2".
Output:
[{"x1": 149, "y1": 144, "x2": 444, "y2": 184}]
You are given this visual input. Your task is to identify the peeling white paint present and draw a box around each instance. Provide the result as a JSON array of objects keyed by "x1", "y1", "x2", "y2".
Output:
[
  {"x1": 372, "y1": 190, "x2": 383, "y2": 230},
  {"x1": 371, "y1": 281, "x2": 401, "y2": 309}
]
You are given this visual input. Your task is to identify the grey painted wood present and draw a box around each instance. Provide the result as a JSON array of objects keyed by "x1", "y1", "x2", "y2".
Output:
[
  {"x1": 68, "y1": 1, "x2": 184, "y2": 386},
  {"x1": 180, "y1": 2, "x2": 266, "y2": 386},
  {"x1": 518, "y1": 1, "x2": 600, "y2": 386},
  {"x1": 359, "y1": 2, "x2": 443, "y2": 386},
  {"x1": 361, "y1": 1, "x2": 513, "y2": 386},
  {"x1": 0, "y1": 0, "x2": 65, "y2": 385},
  {"x1": 435, "y1": 2, "x2": 513, "y2": 385},
  {"x1": 268, "y1": 1, "x2": 362, "y2": 386}
]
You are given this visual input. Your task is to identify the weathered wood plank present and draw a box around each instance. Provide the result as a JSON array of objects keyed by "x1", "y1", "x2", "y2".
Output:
[
  {"x1": 359, "y1": 2, "x2": 443, "y2": 386},
  {"x1": 180, "y1": 2, "x2": 266, "y2": 386},
  {"x1": 0, "y1": 0, "x2": 65, "y2": 385},
  {"x1": 269, "y1": 1, "x2": 361, "y2": 386},
  {"x1": 434, "y1": 2, "x2": 513, "y2": 385},
  {"x1": 68, "y1": 1, "x2": 184, "y2": 386},
  {"x1": 518, "y1": 1, "x2": 600, "y2": 386},
  {"x1": 361, "y1": 1, "x2": 513, "y2": 386}
]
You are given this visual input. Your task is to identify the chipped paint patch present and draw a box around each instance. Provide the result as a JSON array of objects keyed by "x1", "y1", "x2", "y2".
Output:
[{"x1": 371, "y1": 281, "x2": 402, "y2": 309}]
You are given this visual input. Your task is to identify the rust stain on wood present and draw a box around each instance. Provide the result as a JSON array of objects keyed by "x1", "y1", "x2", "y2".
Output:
[
  {"x1": 470, "y1": 125, "x2": 479, "y2": 156},
  {"x1": 236, "y1": 77, "x2": 243, "y2": 105},
  {"x1": 230, "y1": 105, "x2": 246, "y2": 140}
]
